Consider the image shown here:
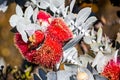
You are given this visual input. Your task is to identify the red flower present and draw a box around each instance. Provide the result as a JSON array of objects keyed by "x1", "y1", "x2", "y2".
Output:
[
  {"x1": 47, "y1": 18, "x2": 73, "y2": 42},
  {"x1": 37, "y1": 10, "x2": 51, "y2": 23},
  {"x1": 33, "y1": 35, "x2": 63, "y2": 68},
  {"x1": 102, "y1": 57, "x2": 120, "y2": 80},
  {"x1": 29, "y1": 30, "x2": 44, "y2": 48},
  {"x1": 14, "y1": 12, "x2": 73, "y2": 68},
  {"x1": 14, "y1": 33, "x2": 29, "y2": 55}
]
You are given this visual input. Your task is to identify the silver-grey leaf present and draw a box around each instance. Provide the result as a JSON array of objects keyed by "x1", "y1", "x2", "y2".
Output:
[
  {"x1": 97, "y1": 27, "x2": 102, "y2": 43},
  {"x1": 57, "y1": 70, "x2": 76, "y2": 80},
  {"x1": 51, "y1": 0, "x2": 64, "y2": 8},
  {"x1": 31, "y1": 0, "x2": 37, "y2": 4},
  {"x1": 38, "y1": 0, "x2": 50, "y2": 9},
  {"x1": 33, "y1": 8, "x2": 38, "y2": 22},
  {"x1": 64, "y1": 64, "x2": 78, "y2": 72},
  {"x1": 75, "y1": 7, "x2": 91, "y2": 26},
  {"x1": 83, "y1": 16, "x2": 97, "y2": 31},
  {"x1": 50, "y1": 4, "x2": 58, "y2": 14},
  {"x1": 70, "y1": 0, "x2": 76, "y2": 13},
  {"x1": 62, "y1": 47, "x2": 78, "y2": 63},
  {"x1": 16, "y1": 5, "x2": 23, "y2": 16},
  {"x1": 24, "y1": 6, "x2": 33, "y2": 19},
  {"x1": 83, "y1": 36, "x2": 93, "y2": 44},
  {"x1": 0, "y1": 1, "x2": 8, "y2": 12},
  {"x1": 9, "y1": 15, "x2": 19, "y2": 27},
  {"x1": 17, "y1": 23, "x2": 28, "y2": 42},
  {"x1": 47, "y1": 72, "x2": 57, "y2": 80},
  {"x1": 63, "y1": 34, "x2": 84, "y2": 50}
]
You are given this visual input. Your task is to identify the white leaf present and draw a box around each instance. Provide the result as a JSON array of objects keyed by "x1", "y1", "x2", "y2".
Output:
[
  {"x1": 47, "y1": 72, "x2": 57, "y2": 80},
  {"x1": 63, "y1": 6, "x2": 69, "y2": 17},
  {"x1": 83, "y1": 36, "x2": 92, "y2": 44},
  {"x1": 70, "y1": 0, "x2": 76, "y2": 13},
  {"x1": 31, "y1": 0, "x2": 37, "y2": 4},
  {"x1": 91, "y1": 28, "x2": 95, "y2": 36},
  {"x1": 33, "y1": 8, "x2": 38, "y2": 22},
  {"x1": 113, "y1": 50, "x2": 119, "y2": 63},
  {"x1": 16, "y1": 5, "x2": 23, "y2": 16},
  {"x1": 25, "y1": 24, "x2": 36, "y2": 36},
  {"x1": 9, "y1": 15, "x2": 19, "y2": 27},
  {"x1": 79, "y1": 54, "x2": 93, "y2": 67},
  {"x1": 92, "y1": 51, "x2": 104, "y2": 67},
  {"x1": 57, "y1": 70, "x2": 76, "y2": 80},
  {"x1": 0, "y1": 1, "x2": 8, "y2": 12},
  {"x1": 38, "y1": 0, "x2": 50, "y2": 9},
  {"x1": 58, "y1": 4, "x2": 66, "y2": 17},
  {"x1": 84, "y1": 17, "x2": 97, "y2": 31},
  {"x1": 51, "y1": 0, "x2": 64, "y2": 8},
  {"x1": 47, "y1": 71, "x2": 76, "y2": 80},
  {"x1": 50, "y1": 4, "x2": 58, "y2": 13},
  {"x1": 75, "y1": 7, "x2": 91, "y2": 26},
  {"x1": 64, "y1": 64, "x2": 78, "y2": 72},
  {"x1": 97, "y1": 27, "x2": 102, "y2": 43},
  {"x1": 62, "y1": 47, "x2": 78, "y2": 63},
  {"x1": 24, "y1": 6, "x2": 33, "y2": 19},
  {"x1": 17, "y1": 23, "x2": 28, "y2": 42},
  {"x1": 90, "y1": 43, "x2": 100, "y2": 52},
  {"x1": 63, "y1": 34, "x2": 84, "y2": 50}
]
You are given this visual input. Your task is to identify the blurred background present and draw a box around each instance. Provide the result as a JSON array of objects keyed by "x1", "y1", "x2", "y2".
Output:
[{"x1": 0, "y1": 0, "x2": 120, "y2": 68}]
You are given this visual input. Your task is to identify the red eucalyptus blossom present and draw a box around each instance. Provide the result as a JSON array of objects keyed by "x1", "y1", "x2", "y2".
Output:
[
  {"x1": 37, "y1": 10, "x2": 51, "y2": 24},
  {"x1": 33, "y1": 35, "x2": 63, "y2": 68},
  {"x1": 47, "y1": 18, "x2": 73, "y2": 42},
  {"x1": 102, "y1": 57, "x2": 120, "y2": 80},
  {"x1": 14, "y1": 10, "x2": 73, "y2": 68},
  {"x1": 14, "y1": 33, "x2": 29, "y2": 54}
]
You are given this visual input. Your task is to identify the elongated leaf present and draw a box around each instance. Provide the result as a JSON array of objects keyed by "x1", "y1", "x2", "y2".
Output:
[
  {"x1": 38, "y1": 0, "x2": 50, "y2": 9},
  {"x1": 31, "y1": 0, "x2": 37, "y2": 4},
  {"x1": 83, "y1": 36, "x2": 92, "y2": 44},
  {"x1": 33, "y1": 8, "x2": 38, "y2": 22},
  {"x1": 70, "y1": 0, "x2": 76, "y2": 13},
  {"x1": 92, "y1": 51, "x2": 104, "y2": 67},
  {"x1": 75, "y1": 7, "x2": 91, "y2": 26},
  {"x1": 90, "y1": 43, "x2": 100, "y2": 52},
  {"x1": 0, "y1": 1, "x2": 8, "y2": 12},
  {"x1": 57, "y1": 70, "x2": 76, "y2": 80},
  {"x1": 38, "y1": 68, "x2": 47, "y2": 80},
  {"x1": 50, "y1": 4, "x2": 58, "y2": 13},
  {"x1": 9, "y1": 15, "x2": 19, "y2": 27},
  {"x1": 64, "y1": 64, "x2": 78, "y2": 72},
  {"x1": 93, "y1": 74, "x2": 108, "y2": 80},
  {"x1": 63, "y1": 34, "x2": 84, "y2": 50},
  {"x1": 97, "y1": 27, "x2": 102, "y2": 43},
  {"x1": 16, "y1": 5, "x2": 23, "y2": 16},
  {"x1": 79, "y1": 54, "x2": 93, "y2": 67},
  {"x1": 62, "y1": 47, "x2": 78, "y2": 62},
  {"x1": 33, "y1": 74, "x2": 42, "y2": 80},
  {"x1": 113, "y1": 50, "x2": 119, "y2": 63},
  {"x1": 47, "y1": 72, "x2": 57, "y2": 80},
  {"x1": 17, "y1": 23, "x2": 28, "y2": 42},
  {"x1": 24, "y1": 6, "x2": 33, "y2": 19},
  {"x1": 51, "y1": 0, "x2": 64, "y2": 8},
  {"x1": 83, "y1": 17, "x2": 97, "y2": 31}
]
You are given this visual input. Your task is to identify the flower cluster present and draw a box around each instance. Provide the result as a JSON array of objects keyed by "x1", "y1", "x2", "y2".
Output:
[{"x1": 14, "y1": 10, "x2": 73, "y2": 68}]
